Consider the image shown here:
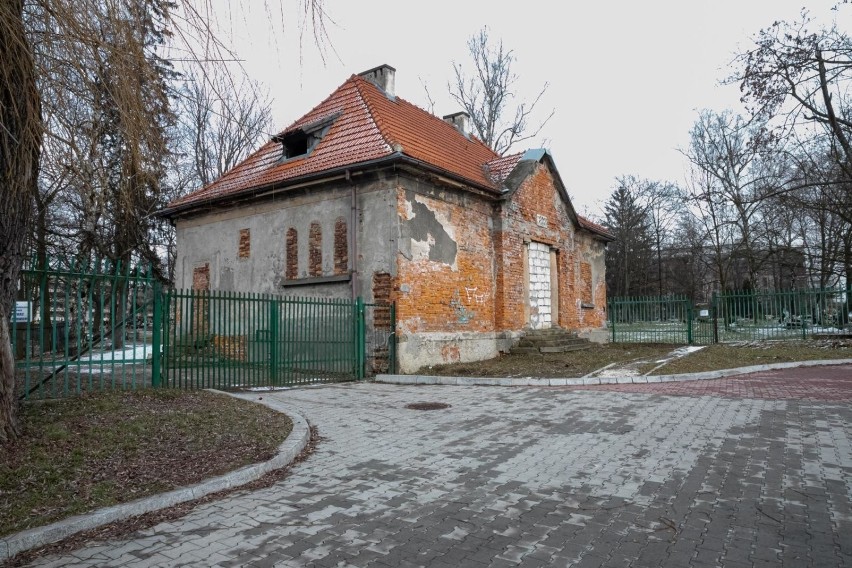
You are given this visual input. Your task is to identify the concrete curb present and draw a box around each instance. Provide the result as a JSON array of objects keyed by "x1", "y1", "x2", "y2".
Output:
[
  {"x1": 0, "y1": 390, "x2": 310, "y2": 562},
  {"x1": 375, "y1": 359, "x2": 852, "y2": 388}
]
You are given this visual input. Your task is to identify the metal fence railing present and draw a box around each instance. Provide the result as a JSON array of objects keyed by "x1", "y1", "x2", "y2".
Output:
[
  {"x1": 609, "y1": 288, "x2": 851, "y2": 345},
  {"x1": 12, "y1": 259, "x2": 395, "y2": 399},
  {"x1": 13, "y1": 259, "x2": 157, "y2": 400}
]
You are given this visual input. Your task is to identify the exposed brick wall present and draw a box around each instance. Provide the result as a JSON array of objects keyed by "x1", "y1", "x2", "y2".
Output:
[
  {"x1": 394, "y1": 166, "x2": 606, "y2": 336},
  {"x1": 494, "y1": 164, "x2": 606, "y2": 331},
  {"x1": 238, "y1": 228, "x2": 250, "y2": 259},
  {"x1": 395, "y1": 188, "x2": 495, "y2": 334},
  {"x1": 495, "y1": 165, "x2": 575, "y2": 331},
  {"x1": 580, "y1": 262, "x2": 593, "y2": 303},
  {"x1": 334, "y1": 216, "x2": 348, "y2": 275},
  {"x1": 286, "y1": 228, "x2": 298, "y2": 279},
  {"x1": 309, "y1": 222, "x2": 322, "y2": 277}
]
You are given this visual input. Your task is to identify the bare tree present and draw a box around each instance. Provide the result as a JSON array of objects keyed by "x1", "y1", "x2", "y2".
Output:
[
  {"x1": 734, "y1": 12, "x2": 852, "y2": 178},
  {"x1": 641, "y1": 181, "x2": 680, "y2": 299},
  {"x1": 682, "y1": 110, "x2": 784, "y2": 289},
  {"x1": 0, "y1": 0, "x2": 42, "y2": 441},
  {"x1": 0, "y1": 0, "x2": 328, "y2": 440},
  {"x1": 157, "y1": 68, "x2": 273, "y2": 279},
  {"x1": 175, "y1": 68, "x2": 273, "y2": 189},
  {"x1": 450, "y1": 27, "x2": 554, "y2": 155}
]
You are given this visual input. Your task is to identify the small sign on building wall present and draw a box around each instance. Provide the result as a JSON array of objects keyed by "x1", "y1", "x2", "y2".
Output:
[
  {"x1": 12, "y1": 301, "x2": 31, "y2": 323},
  {"x1": 536, "y1": 214, "x2": 548, "y2": 228}
]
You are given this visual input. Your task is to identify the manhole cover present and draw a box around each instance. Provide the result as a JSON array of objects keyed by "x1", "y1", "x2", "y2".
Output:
[{"x1": 405, "y1": 402, "x2": 451, "y2": 411}]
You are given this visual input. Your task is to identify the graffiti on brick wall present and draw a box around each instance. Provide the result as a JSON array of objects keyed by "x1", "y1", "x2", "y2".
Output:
[
  {"x1": 448, "y1": 285, "x2": 490, "y2": 324},
  {"x1": 464, "y1": 286, "x2": 489, "y2": 304},
  {"x1": 449, "y1": 290, "x2": 475, "y2": 323}
]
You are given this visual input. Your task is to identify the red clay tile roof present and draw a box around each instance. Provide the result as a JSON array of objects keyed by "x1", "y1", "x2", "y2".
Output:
[
  {"x1": 167, "y1": 74, "x2": 502, "y2": 210},
  {"x1": 578, "y1": 216, "x2": 614, "y2": 240},
  {"x1": 164, "y1": 71, "x2": 613, "y2": 242},
  {"x1": 485, "y1": 153, "x2": 523, "y2": 184}
]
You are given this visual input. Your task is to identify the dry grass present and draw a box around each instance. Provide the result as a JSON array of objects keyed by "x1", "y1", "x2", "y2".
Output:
[
  {"x1": 420, "y1": 340, "x2": 852, "y2": 378},
  {"x1": 650, "y1": 339, "x2": 852, "y2": 375},
  {"x1": 0, "y1": 389, "x2": 291, "y2": 538}
]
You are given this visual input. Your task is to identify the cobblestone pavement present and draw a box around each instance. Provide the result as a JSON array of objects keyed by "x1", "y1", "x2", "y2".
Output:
[{"x1": 28, "y1": 367, "x2": 852, "y2": 567}]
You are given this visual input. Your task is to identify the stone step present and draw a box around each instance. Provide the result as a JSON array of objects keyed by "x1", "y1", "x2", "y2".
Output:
[
  {"x1": 540, "y1": 343, "x2": 593, "y2": 353},
  {"x1": 516, "y1": 337, "x2": 588, "y2": 348},
  {"x1": 510, "y1": 328, "x2": 593, "y2": 355},
  {"x1": 523, "y1": 327, "x2": 576, "y2": 337}
]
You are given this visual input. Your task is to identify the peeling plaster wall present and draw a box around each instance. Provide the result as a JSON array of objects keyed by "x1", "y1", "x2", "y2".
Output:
[{"x1": 173, "y1": 174, "x2": 397, "y2": 301}]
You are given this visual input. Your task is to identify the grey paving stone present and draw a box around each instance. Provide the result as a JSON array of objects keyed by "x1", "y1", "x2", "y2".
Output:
[{"x1": 18, "y1": 382, "x2": 852, "y2": 568}]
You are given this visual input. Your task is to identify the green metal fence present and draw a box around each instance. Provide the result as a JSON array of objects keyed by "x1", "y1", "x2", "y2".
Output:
[
  {"x1": 13, "y1": 261, "x2": 396, "y2": 399},
  {"x1": 13, "y1": 259, "x2": 157, "y2": 400},
  {"x1": 609, "y1": 287, "x2": 850, "y2": 344}
]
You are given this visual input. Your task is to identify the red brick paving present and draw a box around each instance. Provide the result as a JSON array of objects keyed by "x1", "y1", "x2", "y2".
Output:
[{"x1": 574, "y1": 364, "x2": 852, "y2": 401}]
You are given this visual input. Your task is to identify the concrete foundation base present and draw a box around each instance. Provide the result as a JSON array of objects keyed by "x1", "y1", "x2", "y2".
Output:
[{"x1": 396, "y1": 331, "x2": 523, "y2": 374}]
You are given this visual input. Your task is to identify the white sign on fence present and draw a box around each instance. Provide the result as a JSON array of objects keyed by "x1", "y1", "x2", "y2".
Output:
[
  {"x1": 699, "y1": 309, "x2": 709, "y2": 317},
  {"x1": 12, "y1": 301, "x2": 31, "y2": 323}
]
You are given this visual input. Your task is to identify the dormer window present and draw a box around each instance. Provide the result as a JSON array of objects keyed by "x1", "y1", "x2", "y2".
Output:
[
  {"x1": 273, "y1": 112, "x2": 339, "y2": 162},
  {"x1": 281, "y1": 131, "x2": 309, "y2": 158}
]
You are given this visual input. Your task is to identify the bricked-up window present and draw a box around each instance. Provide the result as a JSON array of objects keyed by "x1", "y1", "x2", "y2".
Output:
[
  {"x1": 192, "y1": 264, "x2": 210, "y2": 291},
  {"x1": 238, "y1": 228, "x2": 251, "y2": 259},
  {"x1": 286, "y1": 228, "x2": 298, "y2": 279},
  {"x1": 580, "y1": 262, "x2": 593, "y2": 304},
  {"x1": 309, "y1": 222, "x2": 322, "y2": 277},
  {"x1": 334, "y1": 217, "x2": 348, "y2": 274},
  {"x1": 372, "y1": 272, "x2": 392, "y2": 326},
  {"x1": 191, "y1": 264, "x2": 210, "y2": 336}
]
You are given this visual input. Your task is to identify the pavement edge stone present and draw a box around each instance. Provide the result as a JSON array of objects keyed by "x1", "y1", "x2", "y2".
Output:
[{"x1": 375, "y1": 358, "x2": 852, "y2": 388}]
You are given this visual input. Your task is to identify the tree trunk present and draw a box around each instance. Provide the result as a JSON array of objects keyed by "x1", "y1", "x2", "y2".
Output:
[{"x1": 1, "y1": 0, "x2": 42, "y2": 442}]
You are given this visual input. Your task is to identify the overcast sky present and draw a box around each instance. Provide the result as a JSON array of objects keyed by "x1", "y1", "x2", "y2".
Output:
[{"x1": 207, "y1": 0, "x2": 848, "y2": 217}]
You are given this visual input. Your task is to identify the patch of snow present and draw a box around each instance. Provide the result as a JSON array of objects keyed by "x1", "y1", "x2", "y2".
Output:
[{"x1": 76, "y1": 344, "x2": 153, "y2": 362}]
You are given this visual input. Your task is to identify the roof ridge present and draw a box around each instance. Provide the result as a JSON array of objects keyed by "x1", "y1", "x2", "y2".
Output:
[
  {"x1": 278, "y1": 75, "x2": 358, "y2": 136},
  {"x1": 351, "y1": 75, "x2": 399, "y2": 152}
]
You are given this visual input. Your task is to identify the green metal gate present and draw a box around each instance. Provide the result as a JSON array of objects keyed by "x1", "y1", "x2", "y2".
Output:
[
  {"x1": 159, "y1": 291, "x2": 384, "y2": 389},
  {"x1": 608, "y1": 295, "x2": 705, "y2": 344}
]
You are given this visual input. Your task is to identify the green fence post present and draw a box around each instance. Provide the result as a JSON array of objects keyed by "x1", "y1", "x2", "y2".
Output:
[
  {"x1": 609, "y1": 301, "x2": 615, "y2": 343},
  {"x1": 389, "y1": 302, "x2": 397, "y2": 374},
  {"x1": 712, "y1": 292, "x2": 719, "y2": 344},
  {"x1": 355, "y1": 297, "x2": 366, "y2": 380},
  {"x1": 269, "y1": 299, "x2": 280, "y2": 385},
  {"x1": 687, "y1": 301, "x2": 693, "y2": 344},
  {"x1": 151, "y1": 283, "x2": 162, "y2": 388}
]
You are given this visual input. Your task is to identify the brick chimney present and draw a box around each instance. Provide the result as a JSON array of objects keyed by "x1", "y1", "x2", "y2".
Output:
[
  {"x1": 443, "y1": 111, "x2": 470, "y2": 137},
  {"x1": 358, "y1": 64, "x2": 396, "y2": 97}
]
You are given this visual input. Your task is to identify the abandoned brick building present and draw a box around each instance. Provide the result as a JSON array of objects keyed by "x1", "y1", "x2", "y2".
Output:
[{"x1": 161, "y1": 65, "x2": 612, "y2": 372}]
